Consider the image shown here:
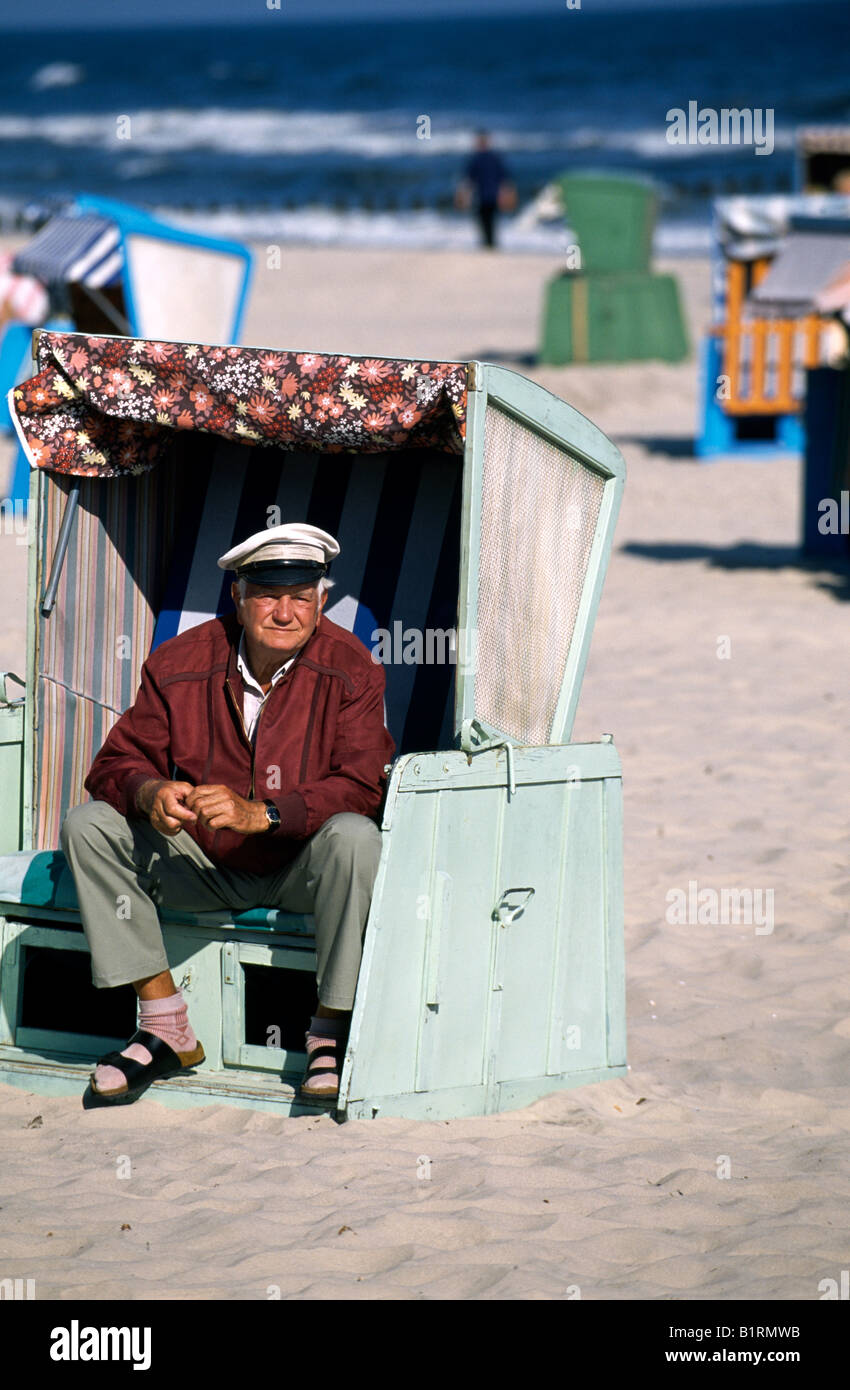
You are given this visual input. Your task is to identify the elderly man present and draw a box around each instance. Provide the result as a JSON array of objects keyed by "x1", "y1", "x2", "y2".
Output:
[{"x1": 60, "y1": 522, "x2": 394, "y2": 1105}]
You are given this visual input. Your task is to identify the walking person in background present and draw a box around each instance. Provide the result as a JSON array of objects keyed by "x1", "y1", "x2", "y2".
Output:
[{"x1": 456, "y1": 129, "x2": 516, "y2": 249}]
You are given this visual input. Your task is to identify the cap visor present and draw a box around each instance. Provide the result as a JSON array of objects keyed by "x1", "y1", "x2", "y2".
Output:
[{"x1": 236, "y1": 562, "x2": 327, "y2": 587}]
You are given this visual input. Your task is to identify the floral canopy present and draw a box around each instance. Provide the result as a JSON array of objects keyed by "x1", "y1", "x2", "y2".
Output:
[{"x1": 11, "y1": 332, "x2": 469, "y2": 478}]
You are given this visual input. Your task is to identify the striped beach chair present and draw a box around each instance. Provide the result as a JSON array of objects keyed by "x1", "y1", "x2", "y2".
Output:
[
  {"x1": 0, "y1": 331, "x2": 627, "y2": 1120},
  {"x1": 149, "y1": 437, "x2": 462, "y2": 757},
  {"x1": 11, "y1": 196, "x2": 252, "y2": 344}
]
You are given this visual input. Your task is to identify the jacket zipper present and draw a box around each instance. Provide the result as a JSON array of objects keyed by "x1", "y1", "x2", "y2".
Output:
[
  {"x1": 225, "y1": 679, "x2": 256, "y2": 800},
  {"x1": 250, "y1": 701, "x2": 267, "y2": 799},
  {"x1": 226, "y1": 668, "x2": 295, "y2": 801},
  {"x1": 249, "y1": 671, "x2": 295, "y2": 796}
]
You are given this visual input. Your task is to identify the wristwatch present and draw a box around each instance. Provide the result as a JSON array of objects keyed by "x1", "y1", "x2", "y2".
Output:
[{"x1": 264, "y1": 800, "x2": 281, "y2": 832}]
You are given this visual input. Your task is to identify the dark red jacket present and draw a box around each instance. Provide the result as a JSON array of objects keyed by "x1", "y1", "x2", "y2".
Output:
[{"x1": 84, "y1": 612, "x2": 395, "y2": 873}]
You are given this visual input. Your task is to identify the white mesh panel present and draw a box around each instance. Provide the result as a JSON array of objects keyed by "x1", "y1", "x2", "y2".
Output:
[{"x1": 475, "y1": 404, "x2": 605, "y2": 744}]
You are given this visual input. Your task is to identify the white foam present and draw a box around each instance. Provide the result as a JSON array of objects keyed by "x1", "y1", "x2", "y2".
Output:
[
  {"x1": 29, "y1": 62, "x2": 85, "y2": 92},
  {"x1": 0, "y1": 106, "x2": 797, "y2": 159},
  {"x1": 0, "y1": 108, "x2": 553, "y2": 157},
  {"x1": 159, "y1": 201, "x2": 712, "y2": 256}
]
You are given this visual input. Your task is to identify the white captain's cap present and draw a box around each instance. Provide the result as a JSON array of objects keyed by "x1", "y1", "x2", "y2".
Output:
[{"x1": 217, "y1": 522, "x2": 340, "y2": 586}]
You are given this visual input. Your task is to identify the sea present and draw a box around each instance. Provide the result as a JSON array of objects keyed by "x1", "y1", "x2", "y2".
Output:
[{"x1": 1, "y1": 0, "x2": 849, "y2": 255}]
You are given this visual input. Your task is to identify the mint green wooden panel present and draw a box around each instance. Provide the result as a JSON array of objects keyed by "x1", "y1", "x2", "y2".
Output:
[
  {"x1": 344, "y1": 744, "x2": 625, "y2": 1118},
  {"x1": 603, "y1": 774, "x2": 627, "y2": 1067},
  {"x1": 344, "y1": 790, "x2": 436, "y2": 1102},
  {"x1": 344, "y1": 1065, "x2": 629, "y2": 1122},
  {"x1": 347, "y1": 1081, "x2": 492, "y2": 1122},
  {"x1": 221, "y1": 940, "x2": 245, "y2": 1068},
  {"x1": 495, "y1": 1065, "x2": 627, "y2": 1114},
  {"x1": 5, "y1": 921, "x2": 88, "y2": 950},
  {"x1": 414, "y1": 783, "x2": 505, "y2": 1093},
  {"x1": 493, "y1": 779, "x2": 570, "y2": 1083},
  {"x1": 16, "y1": 1027, "x2": 125, "y2": 1055},
  {"x1": 547, "y1": 780, "x2": 609, "y2": 1076},
  {"x1": 221, "y1": 938, "x2": 315, "y2": 1074},
  {"x1": 395, "y1": 741, "x2": 621, "y2": 790},
  {"x1": 236, "y1": 1043, "x2": 306, "y2": 1075},
  {"x1": 0, "y1": 916, "x2": 22, "y2": 1045},
  {"x1": 0, "y1": 702, "x2": 24, "y2": 856},
  {"x1": 228, "y1": 940, "x2": 315, "y2": 969}
]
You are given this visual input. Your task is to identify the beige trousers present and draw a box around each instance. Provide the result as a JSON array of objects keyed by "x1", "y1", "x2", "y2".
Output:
[{"x1": 60, "y1": 800, "x2": 382, "y2": 1009}]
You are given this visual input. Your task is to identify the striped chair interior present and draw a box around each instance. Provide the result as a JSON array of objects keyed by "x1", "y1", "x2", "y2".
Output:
[
  {"x1": 34, "y1": 434, "x2": 461, "y2": 848},
  {"x1": 34, "y1": 466, "x2": 180, "y2": 851}
]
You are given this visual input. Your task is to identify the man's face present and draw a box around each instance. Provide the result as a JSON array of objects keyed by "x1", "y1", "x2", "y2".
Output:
[{"x1": 232, "y1": 578, "x2": 327, "y2": 663}]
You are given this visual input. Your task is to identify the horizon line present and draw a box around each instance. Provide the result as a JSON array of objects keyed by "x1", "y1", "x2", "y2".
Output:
[{"x1": 2, "y1": 0, "x2": 844, "y2": 35}]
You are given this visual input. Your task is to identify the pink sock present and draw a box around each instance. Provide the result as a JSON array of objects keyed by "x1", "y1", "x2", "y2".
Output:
[
  {"x1": 93, "y1": 990, "x2": 197, "y2": 1094},
  {"x1": 302, "y1": 1014, "x2": 347, "y2": 1091}
]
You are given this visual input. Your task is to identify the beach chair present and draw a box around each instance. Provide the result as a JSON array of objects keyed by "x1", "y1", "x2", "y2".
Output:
[
  {"x1": 696, "y1": 195, "x2": 850, "y2": 459},
  {"x1": 0, "y1": 330, "x2": 626, "y2": 1120},
  {"x1": 555, "y1": 173, "x2": 657, "y2": 276},
  {"x1": 539, "y1": 171, "x2": 688, "y2": 366},
  {"x1": 1, "y1": 197, "x2": 253, "y2": 506},
  {"x1": 11, "y1": 196, "x2": 253, "y2": 346}
]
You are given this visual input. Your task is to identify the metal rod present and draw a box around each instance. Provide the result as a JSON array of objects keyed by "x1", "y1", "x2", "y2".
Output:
[{"x1": 41, "y1": 484, "x2": 80, "y2": 617}]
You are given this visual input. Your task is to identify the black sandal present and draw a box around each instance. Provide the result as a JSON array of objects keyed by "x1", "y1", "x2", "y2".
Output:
[{"x1": 90, "y1": 1029, "x2": 205, "y2": 1101}]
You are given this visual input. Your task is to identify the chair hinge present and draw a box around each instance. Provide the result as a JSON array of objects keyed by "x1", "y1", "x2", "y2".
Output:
[{"x1": 459, "y1": 717, "x2": 516, "y2": 796}]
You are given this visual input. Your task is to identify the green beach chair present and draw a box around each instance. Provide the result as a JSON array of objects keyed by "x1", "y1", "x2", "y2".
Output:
[
  {"x1": 0, "y1": 330, "x2": 626, "y2": 1120},
  {"x1": 540, "y1": 171, "x2": 689, "y2": 365},
  {"x1": 556, "y1": 172, "x2": 657, "y2": 276}
]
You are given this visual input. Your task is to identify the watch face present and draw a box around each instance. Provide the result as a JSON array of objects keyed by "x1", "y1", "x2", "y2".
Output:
[{"x1": 265, "y1": 802, "x2": 281, "y2": 829}]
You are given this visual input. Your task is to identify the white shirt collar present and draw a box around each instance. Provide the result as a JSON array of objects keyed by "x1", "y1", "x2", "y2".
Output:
[{"x1": 236, "y1": 631, "x2": 295, "y2": 695}]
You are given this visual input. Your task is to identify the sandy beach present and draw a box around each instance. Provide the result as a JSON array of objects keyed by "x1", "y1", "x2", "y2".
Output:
[{"x1": 1, "y1": 243, "x2": 848, "y2": 1301}]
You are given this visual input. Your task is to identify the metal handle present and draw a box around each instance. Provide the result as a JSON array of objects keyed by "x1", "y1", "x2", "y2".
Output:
[
  {"x1": 492, "y1": 887, "x2": 535, "y2": 927},
  {"x1": 0, "y1": 672, "x2": 26, "y2": 706}
]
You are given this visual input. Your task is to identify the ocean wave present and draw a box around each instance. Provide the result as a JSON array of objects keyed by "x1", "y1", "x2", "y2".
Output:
[
  {"x1": 0, "y1": 108, "x2": 549, "y2": 156},
  {"x1": 29, "y1": 62, "x2": 86, "y2": 92},
  {"x1": 158, "y1": 201, "x2": 712, "y2": 256},
  {"x1": 0, "y1": 107, "x2": 796, "y2": 159},
  {"x1": 566, "y1": 123, "x2": 796, "y2": 159}
]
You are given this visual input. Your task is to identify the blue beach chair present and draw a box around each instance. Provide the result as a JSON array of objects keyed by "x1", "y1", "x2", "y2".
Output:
[
  {"x1": 2, "y1": 196, "x2": 253, "y2": 507},
  {"x1": 11, "y1": 195, "x2": 252, "y2": 345}
]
